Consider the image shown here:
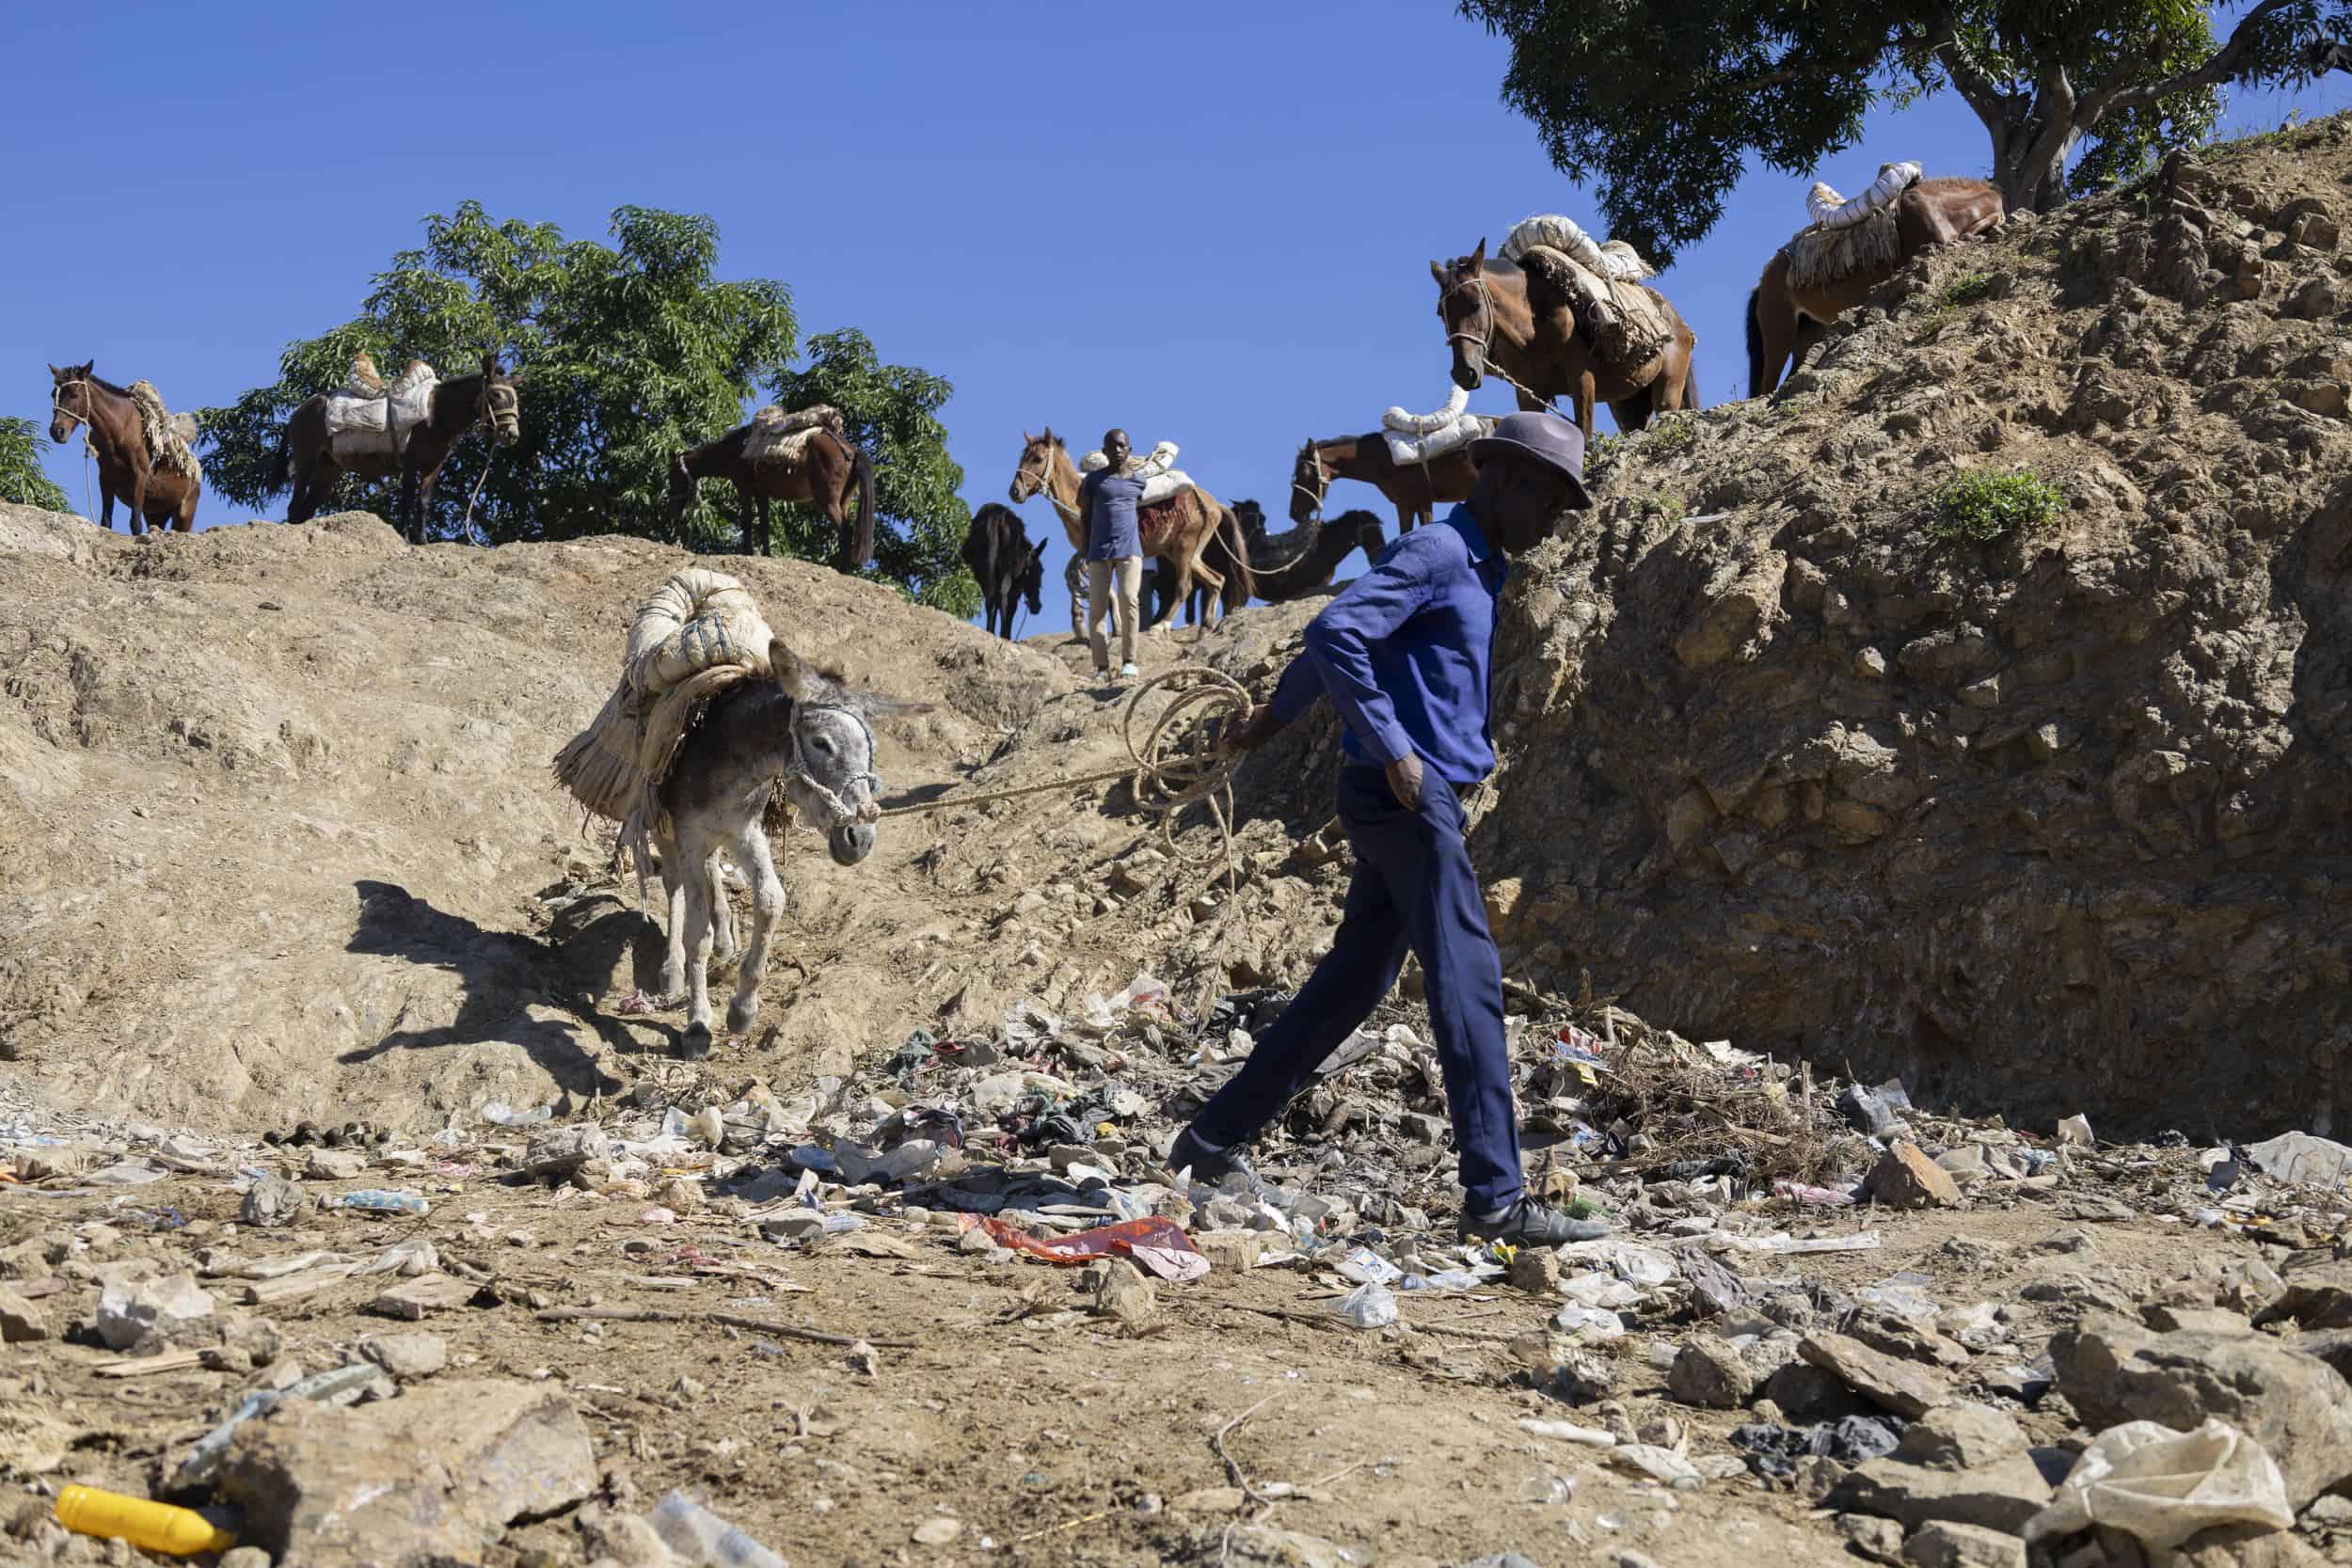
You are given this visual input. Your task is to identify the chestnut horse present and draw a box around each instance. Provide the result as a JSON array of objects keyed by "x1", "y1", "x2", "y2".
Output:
[
  {"x1": 272, "y1": 353, "x2": 521, "y2": 544},
  {"x1": 1008, "y1": 429, "x2": 1250, "y2": 636},
  {"x1": 1291, "y1": 433, "x2": 1476, "y2": 532},
  {"x1": 1432, "y1": 239, "x2": 1700, "y2": 446},
  {"x1": 666, "y1": 419, "x2": 877, "y2": 570},
  {"x1": 1747, "y1": 177, "x2": 2005, "y2": 395},
  {"x1": 48, "y1": 363, "x2": 200, "y2": 533}
]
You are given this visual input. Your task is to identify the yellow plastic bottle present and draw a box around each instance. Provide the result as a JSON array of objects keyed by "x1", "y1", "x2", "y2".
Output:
[{"x1": 54, "y1": 1485, "x2": 236, "y2": 1556}]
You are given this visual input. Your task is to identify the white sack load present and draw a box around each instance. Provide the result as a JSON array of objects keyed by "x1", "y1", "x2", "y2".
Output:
[
  {"x1": 1380, "y1": 388, "x2": 1493, "y2": 466},
  {"x1": 324, "y1": 355, "x2": 437, "y2": 458},
  {"x1": 1808, "y1": 161, "x2": 1923, "y2": 229},
  {"x1": 1501, "y1": 214, "x2": 1656, "y2": 281},
  {"x1": 1080, "y1": 440, "x2": 1192, "y2": 506},
  {"x1": 743, "y1": 404, "x2": 844, "y2": 467}
]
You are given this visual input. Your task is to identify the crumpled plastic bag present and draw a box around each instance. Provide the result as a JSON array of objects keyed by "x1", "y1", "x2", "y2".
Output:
[{"x1": 2026, "y1": 1418, "x2": 2294, "y2": 1550}]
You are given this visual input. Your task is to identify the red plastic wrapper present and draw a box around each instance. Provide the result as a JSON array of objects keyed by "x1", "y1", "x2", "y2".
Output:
[{"x1": 960, "y1": 1214, "x2": 1210, "y2": 1282}]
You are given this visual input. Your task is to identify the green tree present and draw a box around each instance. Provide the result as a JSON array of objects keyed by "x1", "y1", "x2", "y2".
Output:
[
  {"x1": 1457, "y1": 0, "x2": 2331, "y2": 261},
  {"x1": 201, "y1": 202, "x2": 975, "y2": 608},
  {"x1": 0, "y1": 418, "x2": 71, "y2": 513}
]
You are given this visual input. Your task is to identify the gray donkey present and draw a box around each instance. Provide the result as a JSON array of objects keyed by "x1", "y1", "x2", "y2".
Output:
[{"x1": 651, "y1": 639, "x2": 930, "y2": 1047}]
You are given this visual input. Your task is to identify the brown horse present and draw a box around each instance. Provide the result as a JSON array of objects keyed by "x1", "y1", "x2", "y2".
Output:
[
  {"x1": 272, "y1": 353, "x2": 521, "y2": 544},
  {"x1": 1291, "y1": 433, "x2": 1476, "y2": 532},
  {"x1": 48, "y1": 363, "x2": 201, "y2": 533},
  {"x1": 1432, "y1": 240, "x2": 1700, "y2": 446},
  {"x1": 1747, "y1": 177, "x2": 2005, "y2": 395},
  {"x1": 1009, "y1": 429, "x2": 1250, "y2": 636},
  {"x1": 666, "y1": 420, "x2": 876, "y2": 570}
]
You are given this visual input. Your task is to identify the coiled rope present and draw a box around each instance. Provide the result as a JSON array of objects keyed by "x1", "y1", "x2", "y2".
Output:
[{"x1": 877, "y1": 666, "x2": 1254, "y2": 883}]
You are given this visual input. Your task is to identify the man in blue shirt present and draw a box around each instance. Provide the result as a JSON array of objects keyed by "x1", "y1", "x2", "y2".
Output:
[
  {"x1": 1171, "y1": 411, "x2": 1605, "y2": 1247},
  {"x1": 1079, "y1": 428, "x2": 1149, "y2": 682}
]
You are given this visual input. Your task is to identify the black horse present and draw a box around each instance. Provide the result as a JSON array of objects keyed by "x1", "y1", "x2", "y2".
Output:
[{"x1": 961, "y1": 502, "x2": 1046, "y2": 639}]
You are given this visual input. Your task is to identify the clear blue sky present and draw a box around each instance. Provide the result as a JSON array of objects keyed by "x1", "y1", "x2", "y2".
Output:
[{"x1": 8, "y1": 3, "x2": 2346, "y2": 619}]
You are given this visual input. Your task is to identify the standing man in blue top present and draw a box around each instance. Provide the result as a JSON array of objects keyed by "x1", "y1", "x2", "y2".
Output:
[
  {"x1": 1080, "y1": 428, "x2": 1148, "y2": 684},
  {"x1": 1170, "y1": 411, "x2": 1604, "y2": 1247}
]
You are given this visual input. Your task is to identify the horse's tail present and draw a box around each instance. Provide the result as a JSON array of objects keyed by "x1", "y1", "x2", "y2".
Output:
[
  {"x1": 1218, "y1": 505, "x2": 1254, "y2": 609},
  {"x1": 1684, "y1": 356, "x2": 1702, "y2": 414},
  {"x1": 1745, "y1": 287, "x2": 1766, "y2": 400},
  {"x1": 848, "y1": 439, "x2": 877, "y2": 569}
]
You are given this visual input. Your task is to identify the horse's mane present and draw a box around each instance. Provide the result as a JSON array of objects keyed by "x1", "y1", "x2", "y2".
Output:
[
  {"x1": 971, "y1": 500, "x2": 1023, "y2": 531},
  {"x1": 73, "y1": 372, "x2": 135, "y2": 399}
]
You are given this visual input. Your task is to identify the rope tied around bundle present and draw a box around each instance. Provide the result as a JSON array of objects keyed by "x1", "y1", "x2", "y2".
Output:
[{"x1": 877, "y1": 666, "x2": 1256, "y2": 886}]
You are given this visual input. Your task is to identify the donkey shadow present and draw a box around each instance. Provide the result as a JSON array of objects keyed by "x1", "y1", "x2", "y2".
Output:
[{"x1": 341, "y1": 879, "x2": 630, "y2": 1091}]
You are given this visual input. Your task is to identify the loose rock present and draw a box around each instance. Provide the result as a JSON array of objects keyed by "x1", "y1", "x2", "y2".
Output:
[
  {"x1": 1801, "y1": 1332, "x2": 1953, "y2": 1418},
  {"x1": 1902, "y1": 1520, "x2": 2026, "y2": 1568},
  {"x1": 1867, "y1": 1142, "x2": 1963, "y2": 1210},
  {"x1": 1667, "y1": 1334, "x2": 1757, "y2": 1409}
]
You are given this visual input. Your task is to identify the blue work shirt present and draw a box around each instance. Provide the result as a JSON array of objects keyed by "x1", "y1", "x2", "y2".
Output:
[
  {"x1": 1080, "y1": 468, "x2": 1147, "y2": 561},
  {"x1": 1267, "y1": 505, "x2": 1506, "y2": 785}
]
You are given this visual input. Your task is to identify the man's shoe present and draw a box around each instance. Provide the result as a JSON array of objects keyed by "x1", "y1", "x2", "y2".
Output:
[
  {"x1": 1120, "y1": 661, "x2": 1140, "y2": 680},
  {"x1": 1457, "y1": 1196, "x2": 1611, "y2": 1246},
  {"x1": 1168, "y1": 1127, "x2": 1263, "y2": 1191}
]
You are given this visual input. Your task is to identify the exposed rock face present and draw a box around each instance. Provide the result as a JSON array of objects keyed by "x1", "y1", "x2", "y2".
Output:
[{"x1": 1249, "y1": 127, "x2": 2352, "y2": 1135}]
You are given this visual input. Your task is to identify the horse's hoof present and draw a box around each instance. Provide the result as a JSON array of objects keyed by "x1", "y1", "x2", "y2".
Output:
[
  {"x1": 725, "y1": 994, "x2": 761, "y2": 1034},
  {"x1": 678, "y1": 1022, "x2": 714, "y2": 1058}
]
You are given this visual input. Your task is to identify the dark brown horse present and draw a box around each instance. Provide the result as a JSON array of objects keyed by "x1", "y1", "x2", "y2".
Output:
[
  {"x1": 1291, "y1": 434, "x2": 1476, "y2": 532},
  {"x1": 961, "y1": 502, "x2": 1046, "y2": 640},
  {"x1": 272, "y1": 353, "x2": 521, "y2": 543},
  {"x1": 1432, "y1": 241, "x2": 1700, "y2": 445},
  {"x1": 48, "y1": 363, "x2": 200, "y2": 533},
  {"x1": 1747, "y1": 177, "x2": 2004, "y2": 395},
  {"x1": 1245, "y1": 507, "x2": 1388, "y2": 603},
  {"x1": 666, "y1": 420, "x2": 876, "y2": 570}
]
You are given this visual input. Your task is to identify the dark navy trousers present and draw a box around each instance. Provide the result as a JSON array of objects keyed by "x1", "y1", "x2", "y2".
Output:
[{"x1": 1190, "y1": 765, "x2": 1523, "y2": 1212}]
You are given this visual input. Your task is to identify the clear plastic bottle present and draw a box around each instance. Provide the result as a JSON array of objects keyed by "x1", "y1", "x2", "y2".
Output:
[
  {"x1": 326, "y1": 1188, "x2": 430, "y2": 1215},
  {"x1": 648, "y1": 1490, "x2": 786, "y2": 1568}
]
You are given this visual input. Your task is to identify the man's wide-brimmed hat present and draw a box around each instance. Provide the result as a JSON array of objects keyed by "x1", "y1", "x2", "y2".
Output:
[{"x1": 1470, "y1": 410, "x2": 1592, "y2": 510}]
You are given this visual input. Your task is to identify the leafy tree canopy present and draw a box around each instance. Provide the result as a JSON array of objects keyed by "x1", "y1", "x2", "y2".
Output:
[
  {"x1": 0, "y1": 417, "x2": 71, "y2": 513},
  {"x1": 1459, "y1": 0, "x2": 2334, "y2": 261},
  {"x1": 201, "y1": 202, "x2": 975, "y2": 614}
]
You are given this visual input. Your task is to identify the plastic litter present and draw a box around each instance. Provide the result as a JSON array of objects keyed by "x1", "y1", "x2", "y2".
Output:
[
  {"x1": 2026, "y1": 1418, "x2": 2294, "y2": 1551},
  {"x1": 1836, "y1": 1081, "x2": 1914, "y2": 1140},
  {"x1": 55, "y1": 1486, "x2": 234, "y2": 1557},
  {"x1": 480, "y1": 1101, "x2": 552, "y2": 1128},
  {"x1": 1335, "y1": 1246, "x2": 1403, "y2": 1287},
  {"x1": 171, "y1": 1362, "x2": 381, "y2": 1488},
  {"x1": 2057, "y1": 1114, "x2": 2094, "y2": 1148},
  {"x1": 962, "y1": 1215, "x2": 1210, "y2": 1282},
  {"x1": 325, "y1": 1188, "x2": 430, "y2": 1216},
  {"x1": 1773, "y1": 1180, "x2": 1856, "y2": 1206},
  {"x1": 1519, "y1": 1418, "x2": 1615, "y2": 1447},
  {"x1": 649, "y1": 1490, "x2": 787, "y2": 1568},
  {"x1": 1329, "y1": 1281, "x2": 1398, "y2": 1329},
  {"x1": 2242, "y1": 1131, "x2": 2352, "y2": 1191},
  {"x1": 1732, "y1": 1416, "x2": 1903, "y2": 1479},
  {"x1": 1551, "y1": 1304, "x2": 1628, "y2": 1338}
]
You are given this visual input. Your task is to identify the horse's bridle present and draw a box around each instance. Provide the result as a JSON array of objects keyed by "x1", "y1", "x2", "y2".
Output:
[
  {"x1": 1440, "y1": 270, "x2": 1495, "y2": 362},
  {"x1": 1015, "y1": 446, "x2": 1078, "y2": 522},
  {"x1": 50, "y1": 380, "x2": 91, "y2": 436},
  {"x1": 1292, "y1": 442, "x2": 1328, "y2": 523}
]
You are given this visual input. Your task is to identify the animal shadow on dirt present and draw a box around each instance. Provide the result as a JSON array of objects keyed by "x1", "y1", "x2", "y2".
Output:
[{"x1": 341, "y1": 879, "x2": 628, "y2": 1092}]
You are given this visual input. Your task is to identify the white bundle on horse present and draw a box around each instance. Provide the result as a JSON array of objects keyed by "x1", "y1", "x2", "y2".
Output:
[
  {"x1": 743, "y1": 404, "x2": 843, "y2": 467},
  {"x1": 1807, "y1": 162, "x2": 1922, "y2": 229},
  {"x1": 1081, "y1": 441, "x2": 1192, "y2": 506},
  {"x1": 1500, "y1": 214, "x2": 1656, "y2": 281},
  {"x1": 127, "y1": 380, "x2": 202, "y2": 483},
  {"x1": 325, "y1": 356, "x2": 437, "y2": 457},
  {"x1": 1380, "y1": 387, "x2": 1493, "y2": 465},
  {"x1": 553, "y1": 568, "x2": 778, "y2": 833}
]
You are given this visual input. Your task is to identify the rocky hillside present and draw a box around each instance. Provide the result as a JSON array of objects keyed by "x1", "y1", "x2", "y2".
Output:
[
  {"x1": 1461, "y1": 124, "x2": 2352, "y2": 1135},
  {"x1": 12, "y1": 121, "x2": 2352, "y2": 1144}
]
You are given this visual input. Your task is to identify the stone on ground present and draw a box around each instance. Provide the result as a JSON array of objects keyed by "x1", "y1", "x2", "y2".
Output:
[
  {"x1": 1867, "y1": 1142, "x2": 1963, "y2": 1209},
  {"x1": 1824, "y1": 1453, "x2": 2054, "y2": 1533},
  {"x1": 1667, "y1": 1334, "x2": 1757, "y2": 1409},
  {"x1": 0, "y1": 1286, "x2": 50, "y2": 1343},
  {"x1": 1893, "y1": 1403, "x2": 2027, "y2": 1469},
  {"x1": 1901, "y1": 1520, "x2": 2026, "y2": 1568},
  {"x1": 358, "y1": 1331, "x2": 449, "y2": 1380},
  {"x1": 219, "y1": 1378, "x2": 596, "y2": 1568},
  {"x1": 95, "y1": 1271, "x2": 215, "y2": 1352},
  {"x1": 1801, "y1": 1332, "x2": 1953, "y2": 1417}
]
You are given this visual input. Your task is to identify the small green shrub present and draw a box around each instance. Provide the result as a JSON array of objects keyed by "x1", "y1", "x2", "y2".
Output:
[
  {"x1": 1940, "y1": 272, "x2": 1999, "y2": 309},
  {"x1": 1932, "y1": 467, "x2": 2064, "y2": 543},
  {"x1": 1642, "y1": 416, "x2": 1696, "y2": 454},
  {"x1": 1636, "y1": 486, "x2": 1687, "y2": 526},
  {"x1": 0, "y1": 418, "x2": 70, "y2": 513}
]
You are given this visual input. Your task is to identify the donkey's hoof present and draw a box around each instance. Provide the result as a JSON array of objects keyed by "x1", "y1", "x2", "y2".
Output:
[
  {"x1": 724, "y1": 994, "x2": 761, "y2": 1035},
  {"x1": 678, "y1": 1022, "x2": 714, "y2": 1058}
]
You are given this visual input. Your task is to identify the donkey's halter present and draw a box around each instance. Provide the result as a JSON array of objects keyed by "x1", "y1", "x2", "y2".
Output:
[{"x1": 783, "y1": 702, "x2": 883, "y2": 827}]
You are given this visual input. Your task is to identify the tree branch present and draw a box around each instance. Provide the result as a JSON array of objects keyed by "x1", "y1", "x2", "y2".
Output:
[
  {"x1": 2083, "y1": 0, "x2": 2299, "y2": 123},
  {"x1": 1922, "y1": 19, "x2": 2010, "y2": 141},
  {"x1": 2017, "y1": 60, "x2": 2079, "y2": 190}
]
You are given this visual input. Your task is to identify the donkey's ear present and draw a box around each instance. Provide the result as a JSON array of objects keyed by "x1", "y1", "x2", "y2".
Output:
[
  {"x1": 1470, "y1": 237, "x2": 1487, "y2": 268},
  {"x1": 855, "y1": 690, "x2": 936, "y2": 720},
  {"x1": 1429, "y1": 259, "x2": 1446, "y2": 286},
  {"x1": 769, "y1": 638, "x2": 830, "y2": 701}
]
